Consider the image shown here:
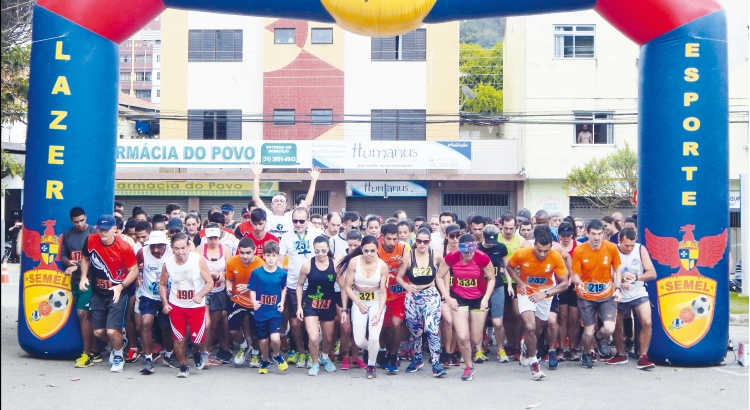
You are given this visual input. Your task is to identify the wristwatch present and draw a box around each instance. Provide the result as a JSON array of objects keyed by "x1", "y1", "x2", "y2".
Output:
[
  {"x1": 544, "y1": 290, "x2": 550, "y2": 297},
  {"x1": 342, "y1": 308, "x2": 350, "y2": 313},
  {"x1": 441, "y1": 297, "x2": 446, "y2": 302}
]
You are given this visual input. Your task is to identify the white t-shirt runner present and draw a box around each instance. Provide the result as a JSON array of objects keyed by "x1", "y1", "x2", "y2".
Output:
[
  {"x1": 138, "y1": 246, "x2": 172, "y2": 300},
  {"x1": 279, "y1": 226, "x2": 325, "y2": 289},
  {"x1": 265, "y1": 211, "x2": 293, "y2": 237}
]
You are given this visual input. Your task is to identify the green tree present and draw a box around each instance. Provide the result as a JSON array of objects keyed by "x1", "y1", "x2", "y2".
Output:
[
  {"x1": 460, "y1": 43, "x2": 503, "y2": 113},
  {"x1": 565, "y1": 143, "x2": 638, "y2": 211}
]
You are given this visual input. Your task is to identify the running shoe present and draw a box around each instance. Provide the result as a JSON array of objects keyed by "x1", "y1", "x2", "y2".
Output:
[
  {"x1": 295, "y1": 352, "x2": 307, "y2": 368},
  {"x1": 607, "y1": 355, "x2": 629, "y2": 365},
  {"x1": 258, "y1": 360, "x2": 270, "y2": 374},
  {"x1": 440, "y1": 352, "x2": 452, "y2": 367},
  {"x1": 563, "y1": 349, "x2": 574, "y2": 361},
  {"x1": 366, "y1": 365, "x2": 377, "y2": 379},
  {"x1": 355, "y1": 357, "x2": 367, "y2": 369},
  {"x1": 497, "y1": 349, "x2": 509, "y2": 363},
  {"x1": 305, "y1": 353, "x2": 313, "y2": 369},
  {"x1": 556, "y1": 347, "x2": 565, "y2": 362},
  {"x1": 548, "y1": 350, "x2": 559, "y2": 370},
  {"x1": 636, "y1": 355, "x2": 655, "y2": 370},
  {"x1": 432, "y1": 363, "x2": 447, "y2": 378},
  {"x1": 216, "y1": 349, "x2": 233, "y2": 364},
  {"x1": 581, "y1": 352, "x2": 594, "y2": 369},
  {"x1": 234, "y1": 345, "x2": 247, "y2": 366},
  {"x1": 91, "y1": 352, "x2": 103, "y2": 363},
  {"x1": 473, "y1": 351, "x2": 488, "y2": 363},
  {"x1": 207, "y1": 356, "x2": 223, "y2": 367},
  {"x1": 110, "y1": 355, "x2": 125, "y2": 373},
  {"x1": 125, "y1": 347, "x2": 140, "y2": 363},
  {"x1": 383, "y1": 355, "x2": 398, "y2": 373},
  {"x1": 595, "y1": 335, "x2": 612, "y2": 358},
  {"x1": 249, "y1": 353, "x2": 261, "y2": 368},
  {"x1": 287, "y1": 349, "x2": 298, "y2": 364},
  {"x1": 571, "y1": 349, "x2": 582, "y2": 362},
  {"x1": 109, "y1": 349, "x2": 115, "y2": 364},
  {"x1": 308, "y1": 363, "x2": 320, "y2": 376},
  {"x1": 399, "y1": 346, "x2": 411, "y2": 361},
  {"x1": 341, "y1": 357, "x2": 351, "y2": 370},
  {"x1": 74, "y1": 353, "x2": 93, "y2": 368},
  {"x1": 320, "y1": 354, "x2": 337, "y2": 372},
  {"x1": 334, "y1": 340, "x2": 341, "y2": 357},
  {"x1": 406, "y1": 357, "x2": 424, "y2": 373},
  {"x1": 165, "y1": 354, "x2": 180, "y2": 369},
  {"x1": 177, "y1": 365, "x2": 190, "y2": 378},
  {"x1": 460, "y1": 366, "x2": 475, "y2": 381},
  {"x1": 531, "y1": 361, "x2": 546, "y2": 381},
  {"x1": 152, "y1": 350, "x2": 162, "y2": 363},
  {"x1": 451, "y1": 352, "x2": 462, "y2": 366},
  {"x1": 193, "y1": 351, "x2": 205, "y2": 370},
  {"x1": 140, "y1": 357, "x2": 154, "y2": 375},
  {"x1": 274, "y1": 354, "x2": 288, "y2": 371},
  {"x1": 624, "y1": 338, "x2": 635, "y2": 354}
]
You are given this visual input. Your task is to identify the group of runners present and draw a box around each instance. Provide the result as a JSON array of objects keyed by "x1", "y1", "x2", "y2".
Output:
[{"x1": 58, "y1": 166, "x2": 657, "y2": 381}]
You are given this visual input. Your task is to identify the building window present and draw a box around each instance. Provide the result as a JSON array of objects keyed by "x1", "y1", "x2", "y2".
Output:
[
  {"x1": 120, "y1": 72, "x2": 131, "y2": 81},
  {"x1": 311, "y1": 109, "x2": 333, "y2": 125},
  {"x1": 134, "y1": 54, "x2": 152, "y2": 63},
  {"x1": 156, "y1": 54, "x2": 160, "y2": 63},
  {"x1": 574, "y1": 112, "x2": 613, "y2": 145},
  {"x1": 554, "y1": 25, "x2": 595, "y2": 59},
  {"x1": 371, "y1": 109, "x2": 426, "y2": 140},
  {"x1": 188, "y1": 110, "x2": 242, "y2": 140},
  {"x1": 135, "y1": 72, "x2": 152, "y2": 81},
  {"x1": 188, "y1": 30, "x2": 243, "y2": 62},
  {"x1": 121, "y1": 89, "x2": 130, "y2": 95},
  {"x1": 372, "y1": 29, "x2": 426, "y2": 61},
  {"x1": 311, "y1": 28, "x2": 333, "y2": 44},
  {"x1": 120, "y1": 55, "x2": 131, "y2": 63},
  {"x1": 156, "y1": 72, "x2": 160, "y2": 80},
  {"x1": 274, "y1": 109, "x2": 296, "y2": 125},
  {"x1": 135, "y1": 90, "x2": 151, "y2": 99},
  {"x1": 156, "y1": 90, "x2": 160, "y2": 97},
  {"x1": 274, "y1": 28, "x2": 296, "y2": 44}
]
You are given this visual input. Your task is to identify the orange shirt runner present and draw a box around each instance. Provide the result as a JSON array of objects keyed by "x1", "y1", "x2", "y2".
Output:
[
  {"x1": 378, "y1": 242, "x2": 409, "y2": 302},
  {"x1": 572, "y1": 241, "x2": 621, "y2": 301},
  {"x1": 507, "y1": 247, "x2": 567, "y2": 296},
  {"x1": 226, "y1": 255, "x2": 265, "y2": 308}
]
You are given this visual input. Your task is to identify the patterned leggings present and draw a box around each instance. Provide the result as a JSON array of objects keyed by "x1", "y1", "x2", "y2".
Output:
[{"x1": 405, "y1": 286, "x2": 442, "y2": 363}]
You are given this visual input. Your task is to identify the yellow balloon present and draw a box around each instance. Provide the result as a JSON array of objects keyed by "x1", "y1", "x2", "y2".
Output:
[{"x1": 320, "y1": 0, "x2": 437, "y2": 37}]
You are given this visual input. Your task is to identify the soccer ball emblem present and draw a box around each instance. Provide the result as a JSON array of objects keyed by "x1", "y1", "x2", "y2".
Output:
[
  {"x1": 48, "y1": 290, "x2": 70, "y2": 312},
  {"x1": 690, "y1": 296, "x2": 711, "y2": 318}
]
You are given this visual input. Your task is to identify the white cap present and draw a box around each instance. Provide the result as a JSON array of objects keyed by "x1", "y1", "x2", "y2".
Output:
[
  {"x1": 144, "y1": 231, "x2": 169, "y2": 246},
  {"x1": 205, "y1": 227, "x2": 221, "y2": 238}
]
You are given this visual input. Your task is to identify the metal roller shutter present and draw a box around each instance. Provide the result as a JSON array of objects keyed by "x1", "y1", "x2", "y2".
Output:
[
  {"x1": 201, "y1": 197, "x2": 252, "y2": 219},
  {"x1": 116, "y1": 197, "x2": 189, "y2": 219},
  {"x1": 345, "y1": 197, "x2": 427, "y2": 220},
  {"x1": 569, "y1": 197, "x2": 636, "y2": 223}
]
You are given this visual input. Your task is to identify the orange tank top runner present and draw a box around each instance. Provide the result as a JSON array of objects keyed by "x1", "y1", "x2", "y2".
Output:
[
  {"x1": 572, "y1": 241, "x2": 621, "y2": 300},
  {"x1": 378, "y1": 242, "x2": 408, "y2": 301}
]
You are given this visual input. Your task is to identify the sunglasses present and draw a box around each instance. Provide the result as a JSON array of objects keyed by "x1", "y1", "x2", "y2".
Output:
[
  {"x1": 576, "y1": 225, "x2": 584, "y2": 229},
  {"x1": 362, "y1": 249, "x2": 378, "y2": 254},
  {"x1": 292, "y1": 219, "x2": 307, "y2": 224},
  {"x1": 313, "y1": 249, "x2": 328, "y2": 255},
  {"x1": 448, "y1": 233, "x2": 461, "y2": 239},
  {"x1": 415, "y1": 239, "x2": 430, "y2": 245}
]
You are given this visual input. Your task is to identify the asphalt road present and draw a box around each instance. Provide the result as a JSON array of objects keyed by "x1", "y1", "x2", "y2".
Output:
[{"x1": 1, "y1": 264, "x2": 748, "y2": 410}]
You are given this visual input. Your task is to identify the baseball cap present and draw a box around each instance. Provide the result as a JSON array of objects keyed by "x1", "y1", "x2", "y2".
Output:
[
  {"x1": 558, "y1": 222, "x2": 574, "y2": 236},
  {"x1": 445, "y1": 224, "x2": 461, "y2": 236},
  {"x1": 96, "y1": 215, "x2": 116, "y2": 230},
  {"x1": 517, "y1": 208, "x2": 532, "y2": 222},
  {"x1": 145, "y1": 231, "x2": 170, "y2": 246},
  {"x1": 167, "y1": 217, "x2": 183, "y2": 231},
  {"x1": 221, "y1": 203, "x2": 234, "y2": 213},
  {"x1": 205, "y1": 227, "x2": 221, "y2": 238},
  {"x1": 483, "y1": 231, "x2": 500, "y2": 245},
  {"x1": 241, "y1": 207, "x2": 251, "y2": 217}
]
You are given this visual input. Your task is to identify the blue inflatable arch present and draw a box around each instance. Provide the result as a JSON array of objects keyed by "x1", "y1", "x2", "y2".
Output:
[{"x1": 21, "y1": 0, "x2": 728, "y2": 366}]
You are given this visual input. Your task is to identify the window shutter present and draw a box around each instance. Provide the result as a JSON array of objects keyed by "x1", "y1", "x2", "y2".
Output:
[
  {"x1": 188, "y1": 30, "x2": 202, "y2": 61},
  {"x1": 234, "y1": 30, "x2": 243, "y2": 61},
  {"x1": 188, "y1": 110, "x2": 204, "y2": 139},
  {"x1": 216, "y1": 30, "x2": 233, "y2": 61},
  {"x1": 202, "y1": 30, "x2": 216, "y2": 61},
  {"x1": 226, "y1": 110, "x2": 242, "y2": 140}
]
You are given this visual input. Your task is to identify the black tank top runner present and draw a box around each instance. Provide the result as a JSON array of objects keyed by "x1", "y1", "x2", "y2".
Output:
[
  {"x1": 407, "y1": 248, "x2": 437, "y2": 285},
  {"x1": 305, "y1": 257, "x2": 337, "y2": 309}
]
